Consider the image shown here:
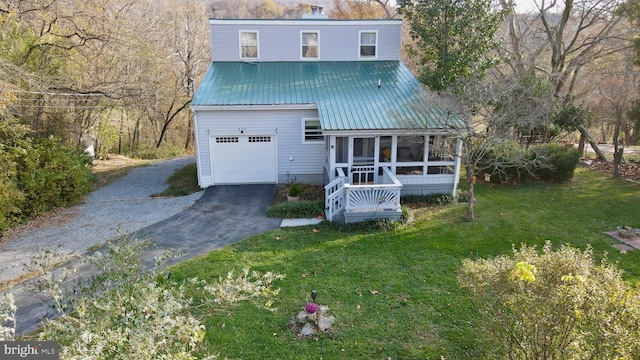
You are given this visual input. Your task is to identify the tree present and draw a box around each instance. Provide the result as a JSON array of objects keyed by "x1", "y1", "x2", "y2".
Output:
[
  {"x1": 429, "y1": 74, "x2": 559, "y2": 221},
  {"x1": 594, "y1": 51, "x2": 639, "y2": 176},
  {"x1": 331, "y1": 0, "x2": 396, "y2": 19},
  {"x1": 251, "y1": 0, "x2": 283, "y2": 19},
  {"x1": 399, "y1": 0, "x2": 506, "y2": 91},
  {"x1": 497, "y1": 0, "x2": 630, "y2": 160}
]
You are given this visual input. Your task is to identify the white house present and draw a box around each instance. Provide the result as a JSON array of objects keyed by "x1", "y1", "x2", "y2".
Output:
[{"x1": 191, "y1": 14, "x2": 465, "y2": 223}]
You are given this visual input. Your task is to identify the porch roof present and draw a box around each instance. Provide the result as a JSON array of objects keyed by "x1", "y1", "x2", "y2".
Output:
[{"x1": 192, "y1": 61, "x2": 465, "y2": 131}]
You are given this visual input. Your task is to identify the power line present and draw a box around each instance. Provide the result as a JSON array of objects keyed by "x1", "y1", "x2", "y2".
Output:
[{"x1": 7, "y1": 89, "x2": 121, "y2": 97}]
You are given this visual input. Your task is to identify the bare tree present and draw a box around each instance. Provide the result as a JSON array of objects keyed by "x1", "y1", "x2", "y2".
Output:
[
  {"x1": 496, "y1": 0, "x2": 632, "y2": 160},
  {"x1": 594, "y1": 49, "x2": 639, "y2": 176},
  {"x1": 331, "y1": 0, "x2": 396, "y2": 19},
  {"x1": 423, "y1": 75, "x2": 558, "y2": 221}
]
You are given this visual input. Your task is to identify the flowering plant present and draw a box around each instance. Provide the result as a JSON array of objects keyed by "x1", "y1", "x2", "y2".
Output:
[
  {"x1": 291, "y1": 299, "x2": 335, "y2": 337},
  {"x1": 305, "y1": 302, "x2": 319, "y2": 314}
]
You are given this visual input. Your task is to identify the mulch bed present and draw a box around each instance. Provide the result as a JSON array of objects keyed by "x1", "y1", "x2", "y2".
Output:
[
  {"x1": 585, "y1": 159, "x2": 640, "y2": 183},
  {"x1": 273, "y1": 184, "x2": 325, "y2": 206}
]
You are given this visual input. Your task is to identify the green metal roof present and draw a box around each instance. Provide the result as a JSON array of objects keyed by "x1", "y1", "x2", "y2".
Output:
[{"x1": 192, "y1": 61, "x2": 465, "y2": 131}]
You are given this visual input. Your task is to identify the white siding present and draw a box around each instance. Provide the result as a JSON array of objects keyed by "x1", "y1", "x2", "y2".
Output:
[
  {"x1": 194, "y1": 107, "x2": 325, "y2": 187},
  {"x1": 210, "y1": 20, "x2": 402, "y2": 62}
]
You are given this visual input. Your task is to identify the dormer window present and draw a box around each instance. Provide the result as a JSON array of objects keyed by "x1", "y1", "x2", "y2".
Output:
[
  {"x1": 240, "y1": 31, "x2": 259, "y2": 59},
  {"x1": 359, "y1": 31, "x2": 377, "y2": 59},
  {"x1": 301, "y1": 31, "x2": 319, "y2": 59}
]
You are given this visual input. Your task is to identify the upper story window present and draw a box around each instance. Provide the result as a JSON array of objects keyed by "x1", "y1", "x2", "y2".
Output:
[
  {"x1": 240, "y1": 31, "x2": 259, "y2": 59},
  {"x1": 359, "y1": 31, "x2": 377, "y2": 59},
  {"x1": 301, "y1": 31, "x2": 319, "y2": 59},
  {"x1": 303, "y1": 118, "x2": 323, "y2": 143}
]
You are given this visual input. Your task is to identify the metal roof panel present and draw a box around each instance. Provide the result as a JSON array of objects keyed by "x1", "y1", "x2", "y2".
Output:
[{"x1": 192, "y1": 61, "x2": 465, "y2": 131}]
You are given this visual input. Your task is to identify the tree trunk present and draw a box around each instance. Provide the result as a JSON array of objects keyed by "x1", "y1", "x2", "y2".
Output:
[
  {"x1": 577, "y1": 125, "x2": 607, "y2": 162},
  {"x1": 577, "y1": 134, "x2": 585, "y2": 156},
  {"x1": 613, "y1": 148, "x2": 624, "y2": 178},
  {"x1": 613, "y1": 119, "x2": 623, "y2": 178},
  {"x1": 184, "y1": 111, "x2": 193, "y2": 151},
  {"x1": 465, "y1": 172, "x2": 475, "y2": 222},
  {"x1": 631, "y1": 118, "x2": 640, "y2": 145}
]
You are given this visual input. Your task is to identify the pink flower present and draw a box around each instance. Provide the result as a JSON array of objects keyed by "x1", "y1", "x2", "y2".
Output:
[{"x1": 305, "y1": 303, "x2": 319, "y2": 314}]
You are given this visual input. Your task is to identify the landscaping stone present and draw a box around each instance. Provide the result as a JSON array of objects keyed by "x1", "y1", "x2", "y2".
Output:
[
  {"x1": 300, "y1": 323, "x2": 316, "y2": 337},
  {"x1": 290, "y1": 303, "x2": 335, "y2": 337},
  {"x1": 317, "y1": 315, "x2": 335, "y2": 333}
]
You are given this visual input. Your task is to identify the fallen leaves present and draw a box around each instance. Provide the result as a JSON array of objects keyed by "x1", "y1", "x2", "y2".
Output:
[{"x1": 588, "y1": 160, "x2": 640, "y2": 182}]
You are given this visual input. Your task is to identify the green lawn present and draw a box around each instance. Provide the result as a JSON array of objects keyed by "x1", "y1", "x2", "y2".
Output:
[{"x1": 169, "y1": 168, "x2": 640, "y2": 359}]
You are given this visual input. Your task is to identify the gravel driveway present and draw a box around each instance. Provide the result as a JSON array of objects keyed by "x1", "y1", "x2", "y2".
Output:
[{"x1": 0, "y1": 156, "x2": 203, "y2": 285}]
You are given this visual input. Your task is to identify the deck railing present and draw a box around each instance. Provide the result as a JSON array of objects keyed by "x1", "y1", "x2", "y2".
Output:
[
  {"x1": 324, "y1": 168, "x2": 346, "y2": 222},
  {"x1": 325, "y1": 167, "x2": 403, "y2": 221},
  {"x1": 344, "y1": 167, "x2": 402, "y2": 214}
]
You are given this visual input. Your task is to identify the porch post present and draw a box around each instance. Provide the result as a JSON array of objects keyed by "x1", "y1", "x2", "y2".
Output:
[
  {"x1": 452, "y1": 137, "x2": 463, "y2": 196},
  {"x1": 328, "y1": 136, "x2": 337, "y2": 182}
]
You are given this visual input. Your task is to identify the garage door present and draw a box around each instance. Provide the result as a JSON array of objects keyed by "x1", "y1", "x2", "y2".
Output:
[{"x1": 211, "y1": 135, "x2": 277, "y2": 184}]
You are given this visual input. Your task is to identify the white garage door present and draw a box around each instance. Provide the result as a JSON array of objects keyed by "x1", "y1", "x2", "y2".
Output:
[{"x1": 211, "y1": 135, "x2": 277, "y2": 184}]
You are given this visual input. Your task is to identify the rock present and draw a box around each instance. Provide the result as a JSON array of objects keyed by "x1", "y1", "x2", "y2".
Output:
[
  {"x1": 318, "y1": 305, "x2": 329, "y2": 315},
  {"x1": 300, "y1": 323, "x2": 317, "y2": 337},
  {"x1": 317, "y1": 315, "x2": 335, "y2": 333},
  {"x1": 295, "y1": 311, "x2": 308, "y2": 323}
]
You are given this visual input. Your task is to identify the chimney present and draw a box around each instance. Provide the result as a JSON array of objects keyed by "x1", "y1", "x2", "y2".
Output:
[{"x1": 302, "y1": 4, "x2": 328, "y2": 19}]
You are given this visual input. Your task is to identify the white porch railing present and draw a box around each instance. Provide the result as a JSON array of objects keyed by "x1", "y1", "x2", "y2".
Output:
[
  {"x1": 351, "y1": 166, "x2": 375, "y2": 184},
  {"x1": 345, "y1": 167, "x2": 402, "y2": 214},
  {"x1": 325, "y1": 167, "x2": 403, "y2": 222},
  {"x1": 324, "y1": 168, "x2": 346, "y2": 222}
]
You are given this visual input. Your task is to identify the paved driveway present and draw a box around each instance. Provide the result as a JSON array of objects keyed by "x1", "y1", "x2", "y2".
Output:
[
  {"x1": 135, "y1": 184, "x2": 282, "y2": 267},
  {"x1": 1, "y1": 158, "x2": 280, "y2": 335}
]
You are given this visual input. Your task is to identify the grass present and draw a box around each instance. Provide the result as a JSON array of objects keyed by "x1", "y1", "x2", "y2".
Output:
[
  {"x1": 167, "y1": 168, "x2": 640, "y2": 359},
  {"x1": 151, "y1": 163, "x2": 201, "y2": 197}
]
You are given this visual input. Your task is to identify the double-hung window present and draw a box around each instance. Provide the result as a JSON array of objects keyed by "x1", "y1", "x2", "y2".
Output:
[
  {"x1": 359, "y1": 31, "x2": 377, "y2": 59},
  {"x1": 240, "y1": 31, "x2": 259, "y2": 59},
  {"x1": 301, "y1": 31, "x2": 319, "y2": 59}
]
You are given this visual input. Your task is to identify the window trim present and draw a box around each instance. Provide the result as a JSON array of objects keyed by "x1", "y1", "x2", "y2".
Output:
[
  {"x1": 239, "y1": 30, "x2": 259, "y2": 60},
  {"x1": 300, "y1": 31, "x2": 320, "y2": 60},
  {"x1": 358, "y1": 30, "x2": 378, "y2": 60},
  {"x1": 302, "y1": 118, "x2": 323, "y2": 143}
]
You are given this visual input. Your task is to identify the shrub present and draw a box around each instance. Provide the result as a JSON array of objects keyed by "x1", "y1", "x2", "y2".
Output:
[
  {"x1": 130, "y1": 143, "x2": 187, "y2": 160},
  {"x1": 288, "y1": 183, "x2": 302, "y2": 197},
  {"x1": 474, "y1": 140, "x2": 530, "y2": 183},
  {"x1": 266, "y1": 200, "x2": 324, "y2": 218},
  {"x1": 25, "y1": 236, "x2": 284, "y2": 359},
  {"x1": 458, "y1": 242, "x2": 640, "y2": 359},
  {"x1": 0, "y1": 177, "x2": 24, "y2": 232},
  {"x1": 474, "y1": 140, "x2": 580, "y2": 183},
  {"x1": 16, "y1": 137, "x2": 94, "y2": 216},
  {"x1": 0, "y1": 293, "x2": 16, "y2": 341},
  {"x1": 531, "y1": 142, "x2": 580, "y2": 182}
]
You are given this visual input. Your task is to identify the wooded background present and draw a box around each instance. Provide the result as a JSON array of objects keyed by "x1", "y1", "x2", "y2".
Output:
[{"x1": 1, "y1": 0, "x2": 638, "y2": 160}]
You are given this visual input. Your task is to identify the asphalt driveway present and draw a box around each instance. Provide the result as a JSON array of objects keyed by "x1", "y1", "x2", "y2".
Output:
[
  {"x1": 1, "y1": 158, "x2": 281, "y2": 336},
  {"x1": 135, "y1": 184, "x2": 282, "y2": 267}
]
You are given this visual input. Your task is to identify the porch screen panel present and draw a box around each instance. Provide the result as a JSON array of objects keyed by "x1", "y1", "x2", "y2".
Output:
[
  {"x1": 429, "y1": 136, "x2": 455, "y2": 161},
  {"x1": 397, "y1": 136, "x2": 425, "y2": 162},
  {"x1": 335, "y1": 137, "x2": 348, "y2": 164},
  {"x1": 379, "y1": 136, "x2": 392, "y2": 162}
]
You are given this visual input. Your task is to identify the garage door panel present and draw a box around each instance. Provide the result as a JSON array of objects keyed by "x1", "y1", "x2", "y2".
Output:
[{"x1": 211, "y1": 135, "x2": 277, "y2": 184}]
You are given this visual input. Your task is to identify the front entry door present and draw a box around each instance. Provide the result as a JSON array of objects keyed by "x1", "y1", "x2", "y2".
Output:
[{"x1": 351, "y1": 137, "x2": 376, "y2": 184}]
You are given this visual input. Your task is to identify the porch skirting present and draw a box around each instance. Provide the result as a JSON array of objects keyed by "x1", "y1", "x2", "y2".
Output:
[{"x1": 344, "y1": 208, "x2": 403, "y2": 224}]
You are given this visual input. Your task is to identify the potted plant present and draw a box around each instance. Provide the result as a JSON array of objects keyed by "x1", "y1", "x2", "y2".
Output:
[{"x1": 287, "y1": 183, "x2": 302, "y2": 202}]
